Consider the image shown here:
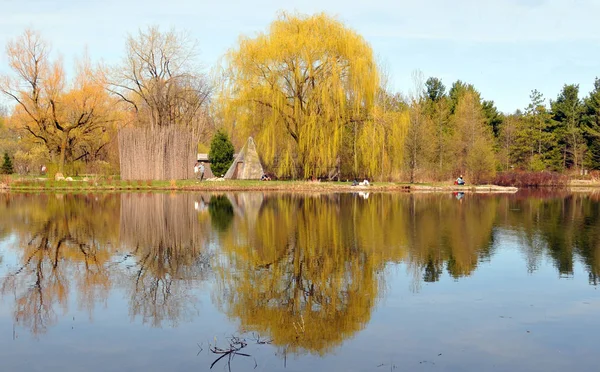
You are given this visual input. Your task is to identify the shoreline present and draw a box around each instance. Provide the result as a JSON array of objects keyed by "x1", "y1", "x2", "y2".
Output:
[
  {"x1": 3, "y1": 177, "x2": 599, "y2": 193},
  {"x1": 0, "y1": 179, "x2": 520, "y2": 193}
]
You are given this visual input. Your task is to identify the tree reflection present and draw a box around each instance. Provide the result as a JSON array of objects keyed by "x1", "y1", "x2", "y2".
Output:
[
  {"x1": 0, "y1": 193, "x2": 119, "y2": 335},
  {"x1": 119, "y1": 193, "x2": 212, "y2": 327},
  {"x1": 497, "y1": 192, "x2": 600, "y2": 282},
  {"x1": 208, "y1": 195, "x2": 234, "y2": 232},
  {"x1": 1, "y1": 189, "x2": 600, "y2": 348},
  {"x1": 214, "y1": 193, "x2": 500, "y2": 354},
  {"x1": 215, "y1": 194, "x2": 380, "y2": 355}
]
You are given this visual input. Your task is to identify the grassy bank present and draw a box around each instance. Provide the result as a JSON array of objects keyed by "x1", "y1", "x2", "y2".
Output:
[{"x1": 0, "y1": 176, "x2": 522, "y2": 193}]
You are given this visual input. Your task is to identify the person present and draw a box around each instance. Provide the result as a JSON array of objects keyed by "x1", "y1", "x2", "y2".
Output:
[
  {"x1": 455, "y1": 175, "x2": 465, "y2": 185},
  {"x1": 261, "y1": 174, "x2": 271, "y2": 181},
  {"x1": 40, "y1": 164, "x2": 47, "y2": 175},
  {"x1": 198, "y1": 162, "x2": 205, "y2": 181}
]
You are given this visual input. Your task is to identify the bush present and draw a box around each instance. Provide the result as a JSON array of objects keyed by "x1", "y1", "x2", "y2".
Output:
[
  {"x1": 492, "y1": 171, "x2": 568, "y2": 187},
  {"x1": 208, "y1": 130, "x2": 234, "y2": 177}
]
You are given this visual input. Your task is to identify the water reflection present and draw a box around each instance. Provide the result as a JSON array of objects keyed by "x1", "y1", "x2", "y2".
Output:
[
  {"x1": 0, "y1": 193, "x2": 120, "y2": 335},
  {"x1": 215, "y1": 194, "x2": 380, "y2": 355},
  {"x1": 119, "y1": 193, "x2": 213, "y2": 327},
  {"x1": 0, "y1": 191, "x2": 599, "y2": 355}
]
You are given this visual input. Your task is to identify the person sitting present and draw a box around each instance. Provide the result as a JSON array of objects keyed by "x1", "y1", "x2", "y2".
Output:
[
  {"x1": 261, "y1": 174, "x2": 271, "y2": 181},
  {"x1": 455, "y1": 175, "x2": 465, "y2": 186}
]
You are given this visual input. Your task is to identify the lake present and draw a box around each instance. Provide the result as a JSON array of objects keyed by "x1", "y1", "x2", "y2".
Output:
[{"x1": 0, "y1": 191, "x2": 598, "y2": 371}]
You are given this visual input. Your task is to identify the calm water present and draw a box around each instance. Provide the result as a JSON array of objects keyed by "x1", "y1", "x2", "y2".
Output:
[{"x1": 0, "y1": 191, "x2": 598, "y2": 371}]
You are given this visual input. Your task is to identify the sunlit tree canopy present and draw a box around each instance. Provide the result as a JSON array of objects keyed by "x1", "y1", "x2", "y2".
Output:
[{"x1": 220, "y1": 12, "x2": 384, "y2": 178}]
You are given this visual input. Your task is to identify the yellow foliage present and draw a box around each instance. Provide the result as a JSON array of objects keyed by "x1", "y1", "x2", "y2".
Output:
[{"x1": 220, "y1": 12, "x2": 383, "y2": 178}]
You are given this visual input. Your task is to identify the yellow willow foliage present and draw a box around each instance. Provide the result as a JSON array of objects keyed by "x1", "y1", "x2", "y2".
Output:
[
  {"x1": 357, "y1": 108, "x2": 409, "y2": 179},
  {"x1": 220, "y1": 12, "x2": 380, "y2": 177}
]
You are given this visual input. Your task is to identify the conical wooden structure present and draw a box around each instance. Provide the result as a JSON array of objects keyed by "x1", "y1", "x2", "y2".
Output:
[{"x1": 224, "y1": 137, "x2": 264, "y2": 180}]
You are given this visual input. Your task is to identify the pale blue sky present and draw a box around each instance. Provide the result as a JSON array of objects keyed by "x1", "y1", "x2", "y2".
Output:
[{"x1": 1, "y1": 0, "x2": 599, "y2": 113}]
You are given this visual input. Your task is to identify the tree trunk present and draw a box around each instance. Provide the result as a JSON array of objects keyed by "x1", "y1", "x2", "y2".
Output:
[{"x1": 59, "y1": 132, "x2": 68, "y2": 174}]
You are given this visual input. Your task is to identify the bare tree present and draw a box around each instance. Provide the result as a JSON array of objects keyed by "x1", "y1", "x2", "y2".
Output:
[{"x1": 107, "y1": 26, "x2": 212, "y2": 131}]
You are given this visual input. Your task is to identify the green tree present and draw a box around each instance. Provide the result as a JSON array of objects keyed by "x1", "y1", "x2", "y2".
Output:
[
  {"x1": 482, "y1": 100, "x2": 503, "y2": 137},
  {"x1": 582, "y1": 78, "x2": 600, "y2": 168},
  {"x1": 424, "y1": 77, "x2": 446, "y2": 102},
  {"x1": 551, "y1": 84, "x2": 584, "y2": 171},
  {"x1": 1, "y1": 152, "x2": 13, "y2": 174},
  {"x1": 208, "y1": 130, "x2": 234, "y2": 176},
  {"x1": 449, "y1": 80, "x2": 478, "y2": 114},
  {"x1": 525, "y1": 89, "x2": 557, "y2": 170}
]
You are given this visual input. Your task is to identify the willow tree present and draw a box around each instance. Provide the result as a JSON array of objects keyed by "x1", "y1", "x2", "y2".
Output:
[{"x1": 220, "y1": 12, "x2": 380, "y2": 178}]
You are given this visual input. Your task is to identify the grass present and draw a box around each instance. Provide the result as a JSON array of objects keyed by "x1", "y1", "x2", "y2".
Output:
[
  {"x1": 2, "y1": 177, "x2": 416, "y2": 192},
  {"x1": 0, "y1": 176, "x2": 527, "y2": 194}
]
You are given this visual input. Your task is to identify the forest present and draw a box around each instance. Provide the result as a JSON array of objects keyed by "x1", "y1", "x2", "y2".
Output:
[{"x1": 1, "y1": 12, "x2": 599, "y2": 182}]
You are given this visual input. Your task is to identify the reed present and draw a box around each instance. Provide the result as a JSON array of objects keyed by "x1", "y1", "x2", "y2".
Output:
[{"x1": 118, "y1": 127, "x2": 198, "y2": 181}]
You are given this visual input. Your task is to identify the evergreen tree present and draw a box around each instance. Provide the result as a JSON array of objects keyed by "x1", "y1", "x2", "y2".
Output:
[
  {"x1": 1, "y1": 152, "x2": 14, "y2": 174},
  {"x1": 582, "y1": 78, "x2": 600, "y2": 169},
  {"x1": 525, "y1": 90, "x2": 557, "y2": 170},
  {"x1": 551, "y1": 84, "x2": 584, "y2": 171},
  {"x1": 208, "y1": 130, "x2": 235, "y2": 177},
  {"x1": 424, "y1": 77, "x2": 446, "y2": 102},
  {"x1": 482, "y1": 100, "x2": 503, "y2": 137},
  {"x1": 448, "y1": 80, "x2": 479, "y2": 114}
]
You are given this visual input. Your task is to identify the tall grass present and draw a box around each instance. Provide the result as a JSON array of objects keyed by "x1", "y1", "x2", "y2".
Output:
[{"x1": 118, "y1": 127, "x2": 198, "y2": 181}]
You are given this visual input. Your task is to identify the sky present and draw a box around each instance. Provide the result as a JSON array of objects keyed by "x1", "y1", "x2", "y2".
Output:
[{"x1": 1, "y1": 0, "x2": 599, "y2": 113}]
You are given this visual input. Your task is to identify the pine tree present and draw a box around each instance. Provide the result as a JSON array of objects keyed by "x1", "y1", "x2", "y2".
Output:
[
  {"x1": 1, "y1": 152, "x2": 14, "y2": 174},
  {"x1": 209, "y1": 130, "x2": 235, "y2": 177},
  {"x1": 525, "y1": 90, "x2": 557, "y2": 170},
  {"x1": 582, "y1": 78, "x2": 600, "y2": 169},
  {"x1": 551, "y1": 84, "x2": 584, "y2": 171}
]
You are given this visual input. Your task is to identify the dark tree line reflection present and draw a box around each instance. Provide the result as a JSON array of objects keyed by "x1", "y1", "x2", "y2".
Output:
[{"x1": 1, "y1": 191, "x2": 600, "y2": 351}]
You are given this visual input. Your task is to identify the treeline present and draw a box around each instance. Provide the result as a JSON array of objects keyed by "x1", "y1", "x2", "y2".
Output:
[
  {"x1": 1, "y1": 12, "x2": 599, "y2": 181},
  {"x1": 403, "y1": 77, "x2": 600, "y2": 183}
]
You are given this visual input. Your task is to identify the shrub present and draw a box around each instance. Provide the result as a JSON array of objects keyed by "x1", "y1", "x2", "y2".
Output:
[
  {"x1": 492, "y1": 171, "x2": 568, "y2": 187},
  {"x1": 1, "y1": 152, "x2": 14, "y2": 174},
  {"x1": 208, "y1": 130, "x2": 235, "y2": 176}
]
